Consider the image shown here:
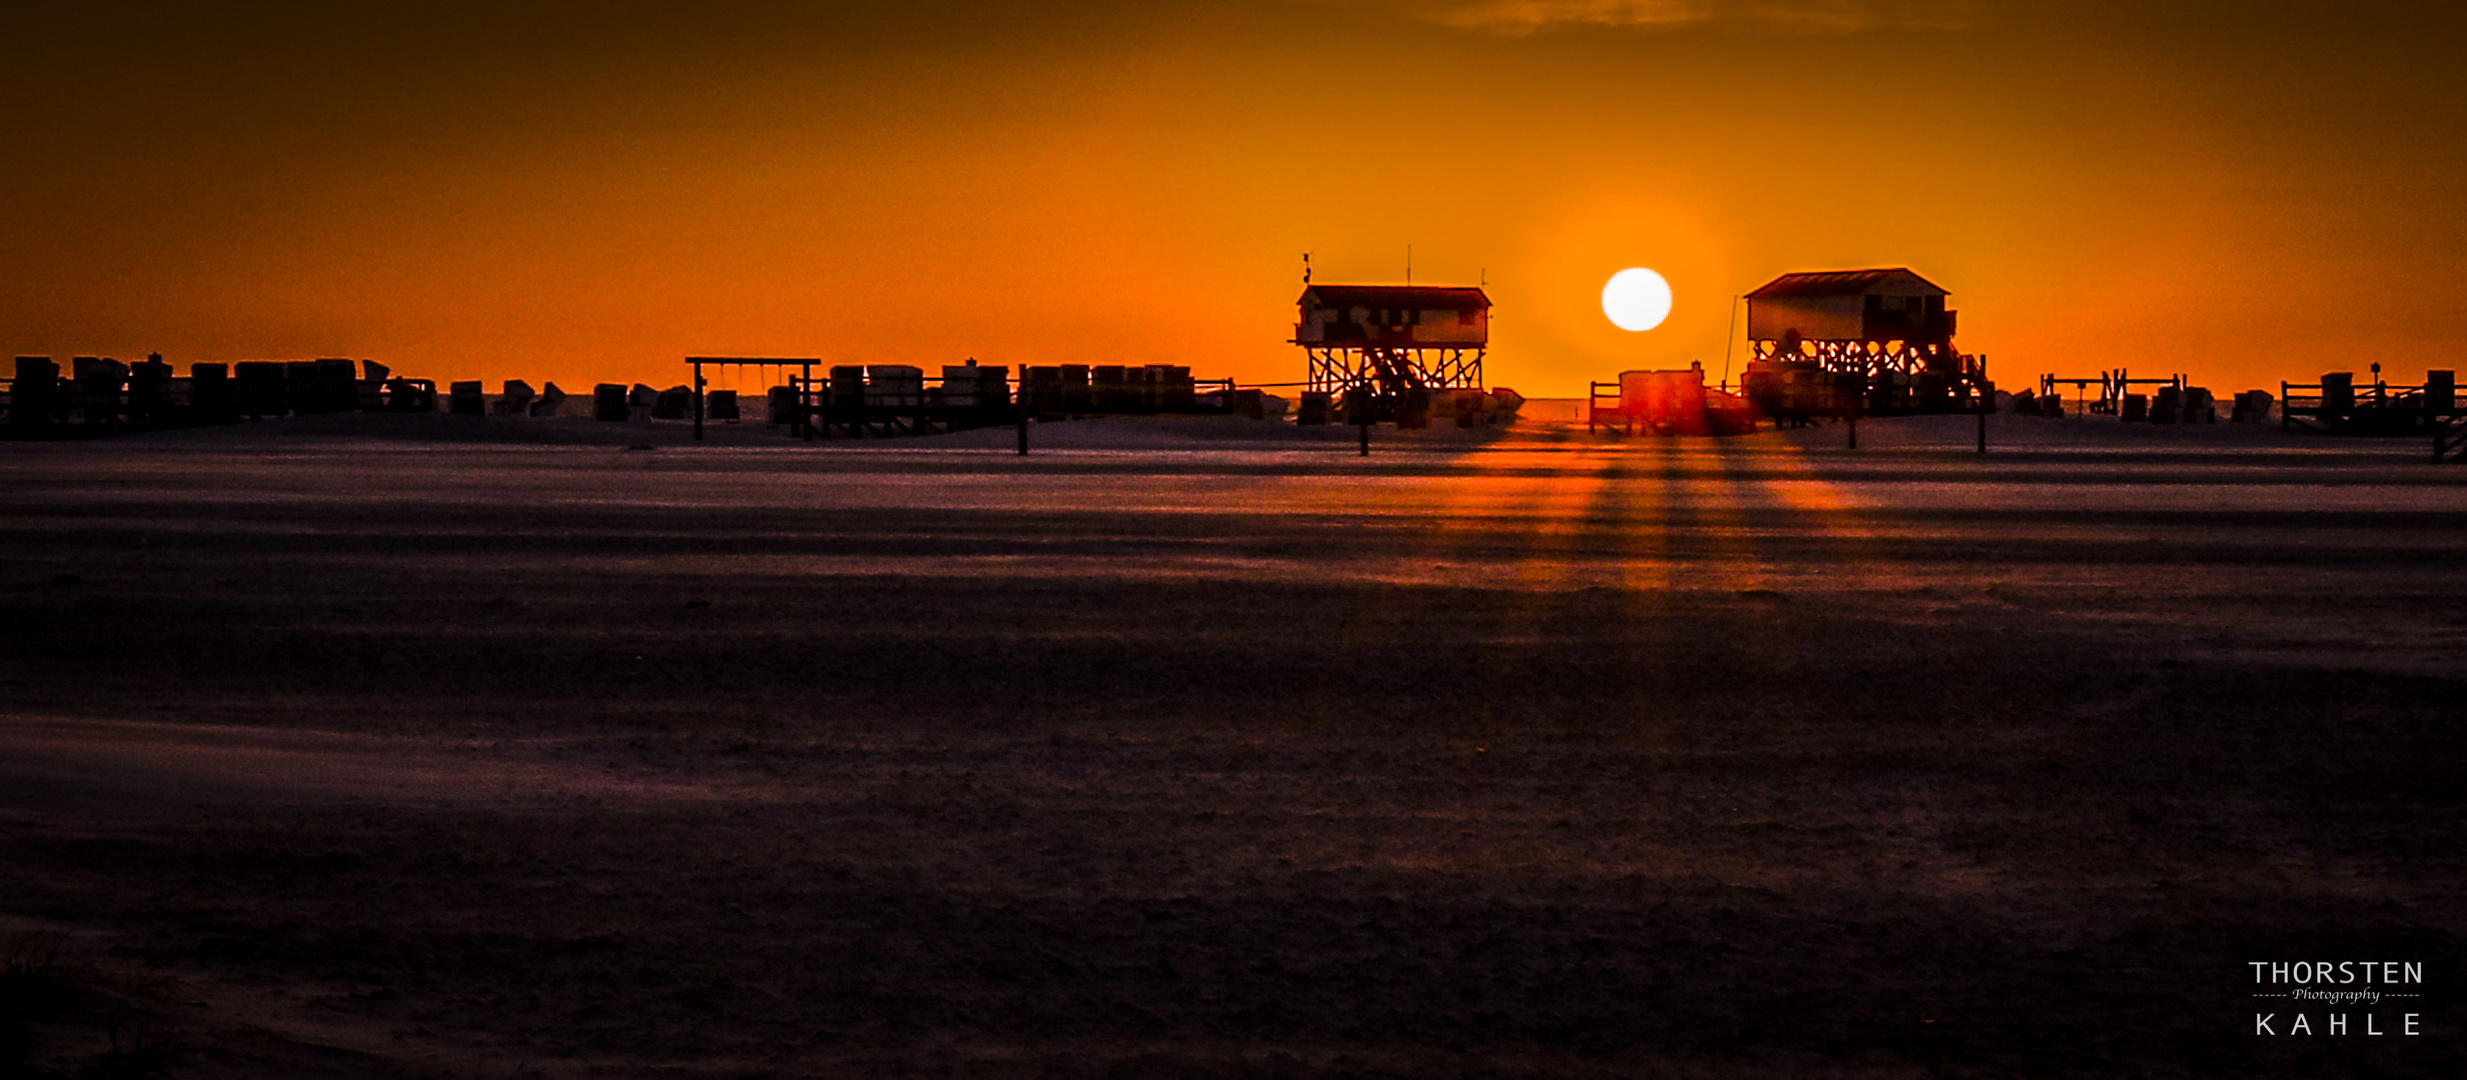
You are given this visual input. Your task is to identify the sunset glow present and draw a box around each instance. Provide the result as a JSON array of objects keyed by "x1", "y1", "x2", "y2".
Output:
[{"x1": 7, "y1": 4, "x2": 2460, "y2": 396}]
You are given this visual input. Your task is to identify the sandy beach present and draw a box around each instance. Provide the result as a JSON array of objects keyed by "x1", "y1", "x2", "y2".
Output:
[{"x1": 3, "y1": 412, "x2": 2461, "y2": 1077}]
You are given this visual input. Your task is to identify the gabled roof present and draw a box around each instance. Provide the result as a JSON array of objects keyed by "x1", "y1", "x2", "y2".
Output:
[
  {"x1": 1300, "y1": 285, "x2": 1491, "y2": 311},
  {"x1": 1746, "y1": 268, "x2": 1945, "y2": 299}
]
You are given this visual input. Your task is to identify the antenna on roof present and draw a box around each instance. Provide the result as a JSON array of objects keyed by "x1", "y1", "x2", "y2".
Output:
[
  {"x1": 1301, "y1": 252, "x2": 1311, "y2": 285},
  {"x1": 1480, "y1": 267, "x2": 1486, "y2": 288},
  {"x1": 1406, "y1": 244, "x2": 1412, "y2": 285}
]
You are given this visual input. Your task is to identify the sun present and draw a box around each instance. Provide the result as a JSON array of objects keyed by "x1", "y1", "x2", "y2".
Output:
[{"x1": 1601, "y1": 268, "x2": 1672, "y2": 332}]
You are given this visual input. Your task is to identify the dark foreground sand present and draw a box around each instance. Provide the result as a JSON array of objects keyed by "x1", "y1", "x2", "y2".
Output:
[{"x1": 2, "y1": 413, "x2": 2462, "y2": 1078}]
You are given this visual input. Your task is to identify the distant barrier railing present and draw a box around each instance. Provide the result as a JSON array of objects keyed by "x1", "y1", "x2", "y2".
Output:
[
  {"x1": 755, "y1": 363, "x2": 1278, "y2": 443},
  {"x1": 2280, "y1": 372, "x2": 2457, "y2": 436}
]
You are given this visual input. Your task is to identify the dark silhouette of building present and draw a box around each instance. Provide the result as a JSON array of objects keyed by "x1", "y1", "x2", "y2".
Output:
[
  {"x1": 1294, "y1": 285, "x2": 1488, "y2": 398},
  {"x1": 1740, "y1": 268, "x2": 1987, "y2": 418}
]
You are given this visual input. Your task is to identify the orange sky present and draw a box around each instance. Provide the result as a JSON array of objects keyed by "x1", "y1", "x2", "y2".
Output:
[{"x1": 7, "y1": 2, "x2": 2463, "y2": 397}]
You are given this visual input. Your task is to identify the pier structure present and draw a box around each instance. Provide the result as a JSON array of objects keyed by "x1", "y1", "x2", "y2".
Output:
[
  {"x1": 1293, "y1": 284, "x2": 1489, "y2": 401},
  {"x1": 1738, "y1": 268, "x2": 1988, "y2": 421}
]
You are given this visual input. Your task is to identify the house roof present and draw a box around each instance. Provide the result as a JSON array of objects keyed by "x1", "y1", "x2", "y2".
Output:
[
  {"x1": 1300, "y1": 285, "x2": 1491, "y2": 311},
  {"x1": 1745, "y1": 268, "x2": 1945, "y2": 299}
]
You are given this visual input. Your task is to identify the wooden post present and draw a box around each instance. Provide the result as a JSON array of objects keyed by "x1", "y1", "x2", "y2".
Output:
[
  {"x1": 1847, "y1": 412, "x2": 1857, "y2": 450},
  {"x1": 1977, "y1": 407, "x2": 1988, "y2": 453},
  {"x1": 1017, "y1": 413, "x2": 1029, "y2": 456},
  {"x1": 692, "y1": 360, "x2": 705, "y2": 441}
]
